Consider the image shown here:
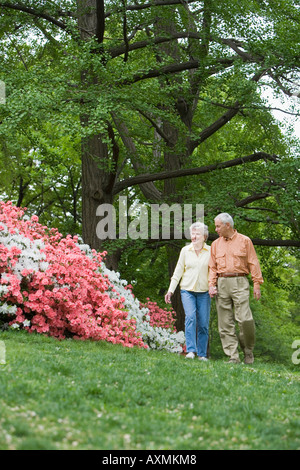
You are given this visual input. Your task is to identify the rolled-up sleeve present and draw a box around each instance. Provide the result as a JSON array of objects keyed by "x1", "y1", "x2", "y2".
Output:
[
  {"x1": 246, "y1": 238, "x2": 264, "y2": 288},
  {"x1": 208, "y1": 242, "x2": 218, "y2": 287}
]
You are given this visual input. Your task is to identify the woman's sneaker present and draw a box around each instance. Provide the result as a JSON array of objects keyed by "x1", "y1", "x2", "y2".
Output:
[{"x1": 186, "y1": 352, "x2": 195, "y2": 359}]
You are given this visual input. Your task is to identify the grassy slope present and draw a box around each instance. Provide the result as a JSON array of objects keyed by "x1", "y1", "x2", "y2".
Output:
[{"x1": 0, "y1": 330, "x2": 299, "y2": 450}]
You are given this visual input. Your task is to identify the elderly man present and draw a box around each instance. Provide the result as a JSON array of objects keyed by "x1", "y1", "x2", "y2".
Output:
[{"x1": 208, "y1": 213, "x2": 263, "y2": 364}]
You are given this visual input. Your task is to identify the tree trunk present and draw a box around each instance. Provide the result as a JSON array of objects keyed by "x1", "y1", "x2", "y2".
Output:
[
  {"x1": 81, "y1": 132, "x2": 112, "y2": 250},
  {"x1": 77, "y1": 0, "x2": 118, "y2": 267},
  {"x1": 153, "y1": 11, "x2": 191, "y2": 332}
]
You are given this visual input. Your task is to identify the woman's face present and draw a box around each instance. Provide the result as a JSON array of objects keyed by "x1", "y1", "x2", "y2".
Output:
[{"x1": 191, "y1": 229, "x2": 205, "y2": 247}]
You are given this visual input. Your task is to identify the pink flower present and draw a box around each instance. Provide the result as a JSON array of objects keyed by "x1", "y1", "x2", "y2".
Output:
[{"x1": 0, "y1": 201, "x2": 176, "y2": 351}]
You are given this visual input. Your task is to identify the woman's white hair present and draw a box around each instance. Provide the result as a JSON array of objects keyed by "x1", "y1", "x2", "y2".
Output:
[
  {"x1": 189, "y1": 221, "x2": 209, "y2": 240},
  {"x1": 214, "y1": 212, "x2": 234, "y2": 227}
]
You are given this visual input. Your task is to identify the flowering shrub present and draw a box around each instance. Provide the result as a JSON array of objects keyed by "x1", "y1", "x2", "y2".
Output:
[
  {"x1": 140, "y1": 299, "x2": 177, "y2": 331},
  {"x1": 103, "y1": 271, "x2": 185, "y2": 353},
  {"x1": 0, "y1": 201, "x2": 185, "y2": 353}
]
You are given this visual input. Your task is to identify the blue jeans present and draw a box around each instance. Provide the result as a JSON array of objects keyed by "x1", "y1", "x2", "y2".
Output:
[{"x1": 180, "y1": 290, "x2": 211, "y2": 357}]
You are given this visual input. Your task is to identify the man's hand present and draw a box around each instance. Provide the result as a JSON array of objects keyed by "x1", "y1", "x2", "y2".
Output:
[
  {"x1": 165, "y1": 292, "x2": 172, "y2": 304},
  {"x1": 253, "y1": 287, "x2": 261, "y2": 300},
  {"x1": 209, "y1": 286, "x2": 218, "y2": 298}
]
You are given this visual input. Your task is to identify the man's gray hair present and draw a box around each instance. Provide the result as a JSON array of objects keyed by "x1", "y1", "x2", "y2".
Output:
[
  {"x1": 214, "y1": 213, "x2": 234, "y2": 227},
  {"x1": 189, "y1": 221, "x2": 209, "y2": 240}
]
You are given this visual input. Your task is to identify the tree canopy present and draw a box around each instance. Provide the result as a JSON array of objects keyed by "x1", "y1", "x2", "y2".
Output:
[{"x1": 0, "y1": 0, "x2": 299, "y2": 328}]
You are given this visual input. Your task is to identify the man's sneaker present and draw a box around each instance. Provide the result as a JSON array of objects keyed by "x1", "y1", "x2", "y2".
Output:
[
  {"x1": 244, "y1": 352, "x2": 254, "y2": 364},
  {"x1": 186, "y1": 352, "x2": 195, "y2": 359},
  {"x1": 228, "y1": 358, "x2": 241, "y2": 364},
  {"x1": 198, "y1": 357, "x2": 208, "y2": 361}
]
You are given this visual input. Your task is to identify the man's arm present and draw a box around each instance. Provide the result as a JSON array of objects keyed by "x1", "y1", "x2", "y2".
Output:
[
  {"x1": 246, "y1": 238, "x2": 263, "y2": 300},
  {"x1": 208, "y1": 242, "x2": 218, "y2": 297}
]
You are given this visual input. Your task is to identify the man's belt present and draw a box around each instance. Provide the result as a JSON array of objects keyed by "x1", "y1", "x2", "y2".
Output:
[{"x1": 218, "y1": 273, "x2": 247, "y2": 278}]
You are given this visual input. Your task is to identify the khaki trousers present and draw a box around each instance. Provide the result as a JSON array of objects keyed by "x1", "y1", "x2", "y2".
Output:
[{"x1": 216, "y1": 276, "x2": 254, "y2": 361}]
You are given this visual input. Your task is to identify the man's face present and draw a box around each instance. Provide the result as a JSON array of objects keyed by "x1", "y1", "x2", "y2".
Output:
[{"x1": 215, "y1": 219, "x2": 230, "y2": 238}]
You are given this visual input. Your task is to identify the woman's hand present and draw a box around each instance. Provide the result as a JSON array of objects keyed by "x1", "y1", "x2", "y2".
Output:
[{"x1": 165, "y1": 292, "x2": 172, "y2": 304}]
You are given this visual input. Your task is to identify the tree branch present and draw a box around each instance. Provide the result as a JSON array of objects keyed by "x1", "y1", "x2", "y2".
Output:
[
  {"x1": 207, "y1": 233, "x2": 300, "y2": 247},
  {"x1": 95, "y1": 0, "x2": 105, "y2": 43},
  {"x1": 0, "y1": 2, "x2": 68, "y2": 30},
  {"x1": 125, "y1": 231, "x2": 300, "y2": 248},
  {"x1": 119, "y1": 57, "x2": 235, "y2": 85},
  {"x1": 235, "y1": 192, "x2": 272, "y2": 207},
  {"x1": 113, "y1": 152, "x2": 278, "y2": 194},
  {"x1": 137, "y1": 108, "x2": 173, "y2": 145},
  {"x1": 219, "y1": 38, "x2": 264, "y2": 63},
  {"x1": 109, "y1": 32, "x2": 205, "y2": 58},
  {"x1": 112, "y1": 113, "x2": 162, "y2": 201},
  {"x1": 105, "y1": 0, "x2": 200, "y2": 18},
  {"x1": 268, "y1": 71, "x2": 300, "y2": 98},
  {"x1": 190, "y1": 102, "x2": 240, "y2": 151},
  {"x1": 189, "y1": 67, "x2": 270, "y2": 149}
]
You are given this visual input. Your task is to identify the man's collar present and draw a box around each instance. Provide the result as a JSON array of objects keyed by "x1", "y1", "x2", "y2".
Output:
[{"x1": 224, "y1": 229, "x2": 237, "y2": 241}]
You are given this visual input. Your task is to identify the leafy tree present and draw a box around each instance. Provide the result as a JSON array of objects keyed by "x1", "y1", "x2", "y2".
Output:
[{"x1": 0, "y1": 0, "x2": 299, "y2": 330}]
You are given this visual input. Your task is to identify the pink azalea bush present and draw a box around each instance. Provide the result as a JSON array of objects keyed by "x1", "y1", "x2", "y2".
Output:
[
  {"x1": 0, "y1": 201, "x2": 185, "y2": 352},
  {"x1": 140, "y1": 299, "x2": 176, "y2": 331},
  {"x1": 0, "y1": 201, "x2": 144, "y2": 347}
]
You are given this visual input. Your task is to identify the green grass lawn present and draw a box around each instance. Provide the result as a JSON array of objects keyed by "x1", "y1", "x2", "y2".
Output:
[{"x1": 0, "y1": 330, "x2": 299, "y2": 450}]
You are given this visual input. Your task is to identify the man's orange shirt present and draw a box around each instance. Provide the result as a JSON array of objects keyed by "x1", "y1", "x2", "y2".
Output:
[{"x1": 209, "y1": 230, "x2": 263, "y2": 289}]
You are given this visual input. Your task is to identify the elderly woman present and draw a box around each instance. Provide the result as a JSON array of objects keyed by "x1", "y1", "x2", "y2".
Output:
[{"x1": 165, "y1": 222, "x2": 211, "y2": 360}]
